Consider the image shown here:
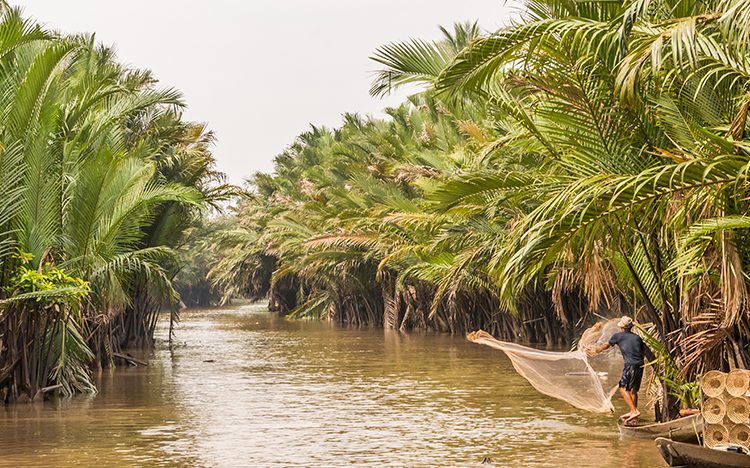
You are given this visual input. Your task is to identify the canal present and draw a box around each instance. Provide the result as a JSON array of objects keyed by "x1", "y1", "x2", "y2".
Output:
[{"x1": 0, "y1": 302, "x2": 666, "y2": 467}]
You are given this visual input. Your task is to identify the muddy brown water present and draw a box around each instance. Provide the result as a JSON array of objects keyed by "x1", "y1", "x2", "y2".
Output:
[{"x1": 0, "y1": 302, "x2": 669, "y2": 467}]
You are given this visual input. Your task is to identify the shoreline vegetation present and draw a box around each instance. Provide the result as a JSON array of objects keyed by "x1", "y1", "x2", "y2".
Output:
[
  {"x1": 0, "y1": 4, "x2": 236, "y2": 403},
  {"x1": 204, "y1": 0, "x2": 750, "y2": 423},
  {"x1": 0, "y1": 0, "x2": 749, "y2": 428}
]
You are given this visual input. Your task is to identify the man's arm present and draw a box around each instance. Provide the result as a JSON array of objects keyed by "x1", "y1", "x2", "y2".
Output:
[{"x1": 594, "y1": 343, "x2": 611, "y2": 354}]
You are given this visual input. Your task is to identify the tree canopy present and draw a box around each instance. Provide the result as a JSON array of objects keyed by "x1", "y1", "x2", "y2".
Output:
[
  {"x1": 213, "y1": 0, "x2": 750, "y2": 419},
  {"x1": 0, "y1": 5, "x2": 233, "y2": 401}
]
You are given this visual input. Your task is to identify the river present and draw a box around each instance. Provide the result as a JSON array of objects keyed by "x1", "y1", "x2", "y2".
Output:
[{"x1": 0, "y1": 302, "x2": 667, "y2": 467}]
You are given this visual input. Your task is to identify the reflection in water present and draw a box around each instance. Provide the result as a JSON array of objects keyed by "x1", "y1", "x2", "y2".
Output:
[{"x1": 0, "y1": 303, "x2": 667, "y2": 467}]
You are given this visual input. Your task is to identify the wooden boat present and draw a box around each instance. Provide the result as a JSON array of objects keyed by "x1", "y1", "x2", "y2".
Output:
[
  {"x1": 655, "y1": 437, "x2": 750, "y2": 467},
  {"x1": 618, "y1": 413, "x2": 702, "y2": 442}
]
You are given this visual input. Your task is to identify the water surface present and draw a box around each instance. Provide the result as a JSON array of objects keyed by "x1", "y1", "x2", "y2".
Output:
[{"x1": 0, "y1": 303, "x2": 668, "y2": 467}]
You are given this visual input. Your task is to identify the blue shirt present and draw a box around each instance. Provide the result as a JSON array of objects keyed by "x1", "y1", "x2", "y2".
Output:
[{"x1": 609, "y1": 330, "x2": 644, "y2": 366}]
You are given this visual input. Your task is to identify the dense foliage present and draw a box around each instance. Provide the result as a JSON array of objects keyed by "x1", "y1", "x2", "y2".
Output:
[
  {"x1": 212, "y1": 0, "x2": 750, "y2": 420},
  {"x1": 0, "y1": 6, "x2": 230, "y2": 402}
]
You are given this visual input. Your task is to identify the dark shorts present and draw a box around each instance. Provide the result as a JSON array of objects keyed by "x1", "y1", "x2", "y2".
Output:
[{"x1": 619, "y1": 365, "x2": 643, "y2": 391}]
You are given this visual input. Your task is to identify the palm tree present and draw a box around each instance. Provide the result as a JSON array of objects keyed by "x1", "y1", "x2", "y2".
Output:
[
  {"x1": 369, "y1": 21, "x2": 482, "y2": 99},
  {"x1": 429, "y1": 0, "x2": 750, "y2": 419},
  {"x1": 0, "y1": 7, "x2": 227, "y2": 399}
]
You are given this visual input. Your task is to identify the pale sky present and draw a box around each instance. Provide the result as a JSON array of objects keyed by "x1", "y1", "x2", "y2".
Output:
[{"x1": 17, "y1": 1, "x2": 520, "y2": 187}]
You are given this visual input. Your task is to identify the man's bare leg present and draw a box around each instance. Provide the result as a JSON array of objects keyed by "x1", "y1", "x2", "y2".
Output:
[
  {"x1": 620, "y1": 387, "x2": 638, "y2": 421},
  {"x1": 625, "y1": 389, "x2": 640, "y2": 421}
]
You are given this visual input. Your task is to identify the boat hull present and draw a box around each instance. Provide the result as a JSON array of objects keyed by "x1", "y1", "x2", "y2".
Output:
[
  {"x1": 618, "y1": 414, "x2": 702, "y2": 442},
  {"x1": 655, "y1": 437, "x2": 750, "y2": 468}
]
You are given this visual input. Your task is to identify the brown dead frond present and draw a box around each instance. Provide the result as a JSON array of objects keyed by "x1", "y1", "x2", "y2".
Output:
[
  {"x1": 582, "y1": 240, "x2": 615, "y2": 314},
  {"x1": 394, "y1": 164, "x2": 441, "y2": 183},
  {"x1": 679, "y1": 327, "x2": 725, "y2": 373},
  {"x1": 457, "y1": 120, "x2": 489, "y2": 143},
  {"x1": 721, "y1": 230, "x2": 748, "y2": 328},
  {"x1": 551, "y1": 258, "x2": 577, "y2": 326}
]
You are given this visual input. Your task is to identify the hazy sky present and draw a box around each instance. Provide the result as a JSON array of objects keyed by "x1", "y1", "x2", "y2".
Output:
[{"x1": 17, "y1": 1, "x2": 520, "y2": 186}]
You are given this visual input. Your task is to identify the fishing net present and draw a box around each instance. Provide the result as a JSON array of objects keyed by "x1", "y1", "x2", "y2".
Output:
[{"x1": 466, "y1": 319, "x2": 626, "y2": 413}]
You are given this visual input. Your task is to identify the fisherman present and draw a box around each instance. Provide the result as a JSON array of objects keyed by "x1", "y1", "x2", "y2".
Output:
[{"x1": 590, "y1": 316, "x2": 646, "y2": 423}]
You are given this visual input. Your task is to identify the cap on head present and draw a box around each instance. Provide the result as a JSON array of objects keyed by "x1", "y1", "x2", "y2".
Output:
[{"x1": 617, "y1": 316, "x2": 634, "y2": 329}]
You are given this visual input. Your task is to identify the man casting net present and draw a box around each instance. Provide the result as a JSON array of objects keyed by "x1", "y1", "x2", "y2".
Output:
[{"x1": 467, "y1": 318, "x2": 627, "y2": 413}]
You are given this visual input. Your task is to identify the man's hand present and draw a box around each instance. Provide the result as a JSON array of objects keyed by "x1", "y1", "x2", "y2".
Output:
[{"x1": 586, "y1": 342, "x2": 611, "y2": 356}]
